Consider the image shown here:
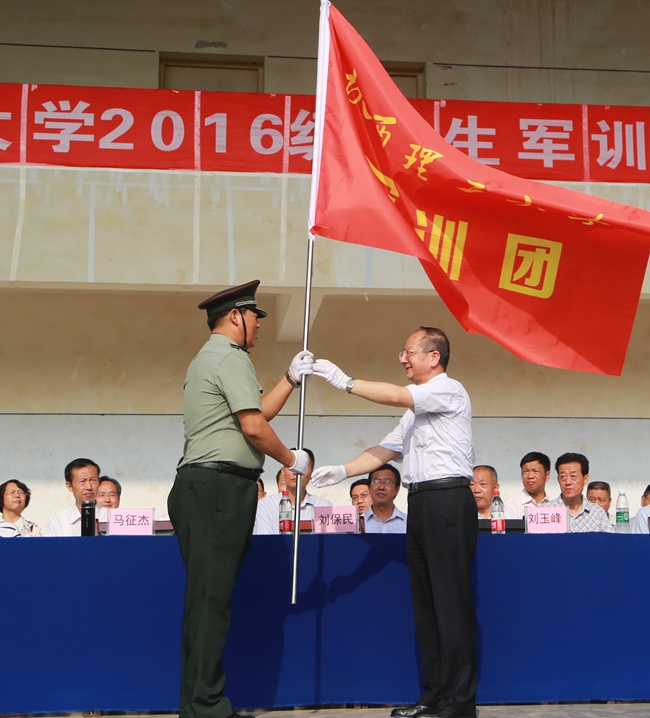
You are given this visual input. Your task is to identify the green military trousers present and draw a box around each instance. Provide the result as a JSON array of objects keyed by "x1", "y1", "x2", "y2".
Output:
[{"x1": 168, "y1": 465, "x2": 258, "y2": 718}]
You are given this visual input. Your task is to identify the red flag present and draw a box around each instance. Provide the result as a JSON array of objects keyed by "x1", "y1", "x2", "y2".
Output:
[{"x1": 309, "y1": 2, "x2": 650, "y2": 375}]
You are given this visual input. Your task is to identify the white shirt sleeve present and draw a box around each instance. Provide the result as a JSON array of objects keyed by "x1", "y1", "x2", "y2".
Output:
[
  {"x1": 379, "y1": 415, "x2": 406, "y2": 457},
  {"x1": 254, "y1": 495, "x2": 280, "y2": 535}
]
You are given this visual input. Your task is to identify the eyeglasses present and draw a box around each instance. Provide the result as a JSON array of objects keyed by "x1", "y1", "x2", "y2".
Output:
[
  {"x1": 351, "y1": 492, "x2": 370, "y2": 501},
  {"x1": 371, "y1": 479, "x2": 397, "y2": 487},
  {"x1": 4, "y1": 489, "x2": 26, "y2": 498},
  {"x1": 398, "y1": 349, "x2": 434, "y2": 361}
]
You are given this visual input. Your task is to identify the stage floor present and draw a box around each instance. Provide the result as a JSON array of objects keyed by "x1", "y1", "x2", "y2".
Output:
[{"x1": 46, "y1": 705, "x2": 650, "y2": 718}]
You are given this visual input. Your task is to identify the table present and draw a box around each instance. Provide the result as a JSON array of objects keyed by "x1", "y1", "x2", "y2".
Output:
[{"x1": 2, "y1": 533, "x2": 648, "y2": 713}]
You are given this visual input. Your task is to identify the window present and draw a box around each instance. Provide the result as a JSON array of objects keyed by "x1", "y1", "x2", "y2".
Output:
[
  {"x1": 159, "y1": 53, "x2": 264, "y2": 92},
  {"x1": 383, "y1": 62, "x2": 426, "y2": 99}
]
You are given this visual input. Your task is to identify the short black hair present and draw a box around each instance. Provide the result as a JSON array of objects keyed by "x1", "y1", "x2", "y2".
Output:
[
  {"x1": 473, "y1": 465, "x2": 498, "y2": 482},
  {"x1": 587, "y1": 481, "x2": 611, "y2": 498},
  {"x1": 349, "y1": 478, "x2": 371, "y2": 497},
  {"x1": 99, "y1": 476, "x2": 122, "y2": 498},
  {"x1": 368, "y1": 464, "x2": 401, "y2": 487},
  {"x1": 64, "y1": 458, "x2": 100, "y2": 485},
  {"x1": 418, "y1": 327, "x2": 450, "y2": 371},
  {"x1": 555, "y1": 453, "x2": 589, "y2": 476},
  {"x1": 520, "y1": 452, "x2": 551, "y2": 472},
  {"x1": 0, "y1": 479, "x2": 32, "y2": 511},
  {"x1": 644, "y1": 484, "x2": 650, "y2": 499},
  {"x1": 257, "y1": 477, "x2": 265, "y2": 492}
]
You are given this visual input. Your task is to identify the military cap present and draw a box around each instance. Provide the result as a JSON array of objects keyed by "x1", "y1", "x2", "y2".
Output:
[{"x1": 198, "y1": 280, "x2": 268, "y2": 318}]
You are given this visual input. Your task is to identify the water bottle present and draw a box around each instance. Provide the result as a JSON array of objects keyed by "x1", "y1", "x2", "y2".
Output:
[
  {"x1": 616, "y1": 490, "x2": 630, "y2": 533},
  {"x1": 279, "y1": 490, "x2": 293, "y2": 534},
  {"x1": 491, "y1": 489, "x2": 506, "y2": 534}
]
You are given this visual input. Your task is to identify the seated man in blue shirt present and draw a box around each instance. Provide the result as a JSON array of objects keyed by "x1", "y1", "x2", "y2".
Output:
[{"x1": 364, "y1": 464, "x2": 407, "y2": 533}]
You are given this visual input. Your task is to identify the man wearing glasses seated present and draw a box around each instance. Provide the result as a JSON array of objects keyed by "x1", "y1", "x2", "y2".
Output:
[{"x1": 364, "y1": 464, "x2": 406, "y2": 534}]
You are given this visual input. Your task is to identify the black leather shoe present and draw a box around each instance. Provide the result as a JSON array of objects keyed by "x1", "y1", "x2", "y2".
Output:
[
  {"x1": 390, "y1": 705, "x2": 439, "y2": 718},
  {"x1": 228, "y1": 713, "x2": 256, "y2": 718}
]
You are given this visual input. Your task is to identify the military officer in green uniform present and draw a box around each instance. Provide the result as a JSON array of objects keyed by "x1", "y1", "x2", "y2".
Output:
[{"x1": 168, "y1": 280, "x2": 312, "y2": 718}]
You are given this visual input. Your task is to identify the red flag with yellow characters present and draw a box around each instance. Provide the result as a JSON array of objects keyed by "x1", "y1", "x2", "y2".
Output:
[{"x1": 308, "y1": 1, "x2": 650, "y2": 375}]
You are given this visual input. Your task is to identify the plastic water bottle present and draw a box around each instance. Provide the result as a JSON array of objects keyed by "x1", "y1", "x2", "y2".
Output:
[
  {"x1": 616, "y1": 490, "x2": 630, "y2": 533},
  {"x1": 279, "y1": 490, "x2": 293, "y2": 534},
  {"x1": 491, "y1": 489, "x2": 506, "y2": 534}
]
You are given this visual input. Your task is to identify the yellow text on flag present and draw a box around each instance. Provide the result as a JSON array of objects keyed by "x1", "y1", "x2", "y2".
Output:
[
  {"x1": 499, "y1": 234, "x2": 562, "y2": 298},
  {"x1": 415, "y1": 210, "x2": 467, "y2": 281}
]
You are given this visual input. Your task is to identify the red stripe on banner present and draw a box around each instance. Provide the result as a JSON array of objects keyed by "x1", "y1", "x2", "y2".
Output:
[{"x1": 0, "y1": 81, "x2": 649, "y2": 182}]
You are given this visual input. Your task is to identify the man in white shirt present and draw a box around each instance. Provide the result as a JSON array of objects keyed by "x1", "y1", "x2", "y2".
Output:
[
  {"x1": 505, "y1": 452, "x2": 553, "y2": 519},
  {"x1": 586, "y1": 481, "x2": 613, "y2": 523},
  {"x1": 254, "y1": 448, "x2": 332, "y2": 534},
  {"x1": 365, "y1": 464, "x2": 407, "y2": 534},
  {"x1": 97, "y1": 477, "x2": 122, "y2": 509},
  {"x1": 350, "y1": 478, "x2": 372, "y2": 516},
  {"x1": 45, "y1": 458, "x2": 102, "y2": 536},
  {"x1": 471, "y1": 465, "x2": 499, "y2": 519},
  {"x1": 310, "y1": 327, "x2": 476, "y2": 718}
]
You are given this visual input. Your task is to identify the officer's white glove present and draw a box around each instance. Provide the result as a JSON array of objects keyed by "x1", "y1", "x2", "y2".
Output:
[
  {"x1": 311, "y1": 465, "x2": 347, "y2": 488},
  {"x1": 313, "y1": 359, "x2": 351, "y2": 391},
  {"x1": 288, "y1": 449, "x2": 311, "y2": 476},
  {"x1": 288, "y1": 350, "x2": 314, "y2": 385}
]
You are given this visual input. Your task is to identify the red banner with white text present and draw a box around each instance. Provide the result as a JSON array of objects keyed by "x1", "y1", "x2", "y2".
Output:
[{"x1": 0, "y1": 81, "x2": 649, "y2": 182}]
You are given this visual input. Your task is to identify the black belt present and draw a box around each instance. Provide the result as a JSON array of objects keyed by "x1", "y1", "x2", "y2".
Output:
[
  {"x1": 183, "y1": 462, "x2": 262, "y2": 480},
  {"x1": 408, "y1": 477, "x2": 471, "y2": 493}
]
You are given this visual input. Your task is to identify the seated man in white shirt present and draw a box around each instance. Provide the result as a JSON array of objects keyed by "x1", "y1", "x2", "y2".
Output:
[
  {"x1": 505, "y1": 451, "x2": 552, "y2": 519},
  {"x1": 586, "y1": 480, "x2": 613, "y2": 523},
  {"x1": 45, "y1": 458, "x2": 103, "y2": 536},
  {"x1": 547, "y1": 453, "x2": 614, "y2": 533},
  {"x1": 350, "y1": 478, "x2": 372, "y2": 516},
  {"x1": 97, "y1": 476, "x2": 122, "y2": 509},
  {"x1": 364, "y1": 464, "x2": 407, "y2": 534},
  {"x1": 254, "y1": 448, "x2": 332, "y2": 534},
  {"x1": 632, "y1": 484, "x2": 650, "y2": 533},
  {"x1": 472, "y1": 465, "x2": 499, "y2": 519}
]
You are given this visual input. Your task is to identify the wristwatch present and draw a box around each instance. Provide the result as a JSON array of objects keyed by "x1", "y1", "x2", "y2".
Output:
[{"x1": 345, "y1": 377, "x2": 356, "y2": 394}]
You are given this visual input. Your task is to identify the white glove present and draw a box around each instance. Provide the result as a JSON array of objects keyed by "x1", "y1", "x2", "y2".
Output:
[
  {"x1": 288, "y1": 449, "x2": 311, "y2": 476},
  {"x1": 288, "y1": 350, "x2": 314, "y2": 384},
  {"x1": 312, "y1": 359, "x2": 351, "y2": 391},
  {"x1": 311, "y1": 465, "x2": 347, "y2": 488}
]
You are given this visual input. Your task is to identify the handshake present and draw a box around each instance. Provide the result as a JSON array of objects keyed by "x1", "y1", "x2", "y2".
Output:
[
  {"x1": 286, "y1": 351, "x2": 353, "y2": 488},
  {"x1": 287, "y1": 351, "x2": 354, "y2": 392}
]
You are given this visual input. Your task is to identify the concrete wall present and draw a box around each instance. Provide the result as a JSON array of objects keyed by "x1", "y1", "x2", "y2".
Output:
[{"x1": 3, "y1": 0, "x2": 650, "y2": 102}]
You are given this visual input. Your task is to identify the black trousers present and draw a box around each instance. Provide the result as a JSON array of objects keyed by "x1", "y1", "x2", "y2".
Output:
[
  {"x1": 168, "y1": 465, "x2": 258, "y2": 718},
  {"x1": 406, "y1": 484, "x2": 478, "y2": 716}
]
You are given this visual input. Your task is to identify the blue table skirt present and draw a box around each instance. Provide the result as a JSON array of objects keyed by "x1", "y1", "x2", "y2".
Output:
[{"x1": 2, "y1": 533, "x2": 649, "y2": 713}]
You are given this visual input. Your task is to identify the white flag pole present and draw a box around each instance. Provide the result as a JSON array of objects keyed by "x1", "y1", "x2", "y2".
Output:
[{"x1": 291, "y1": 0, "x2": 331, "y2": 605}]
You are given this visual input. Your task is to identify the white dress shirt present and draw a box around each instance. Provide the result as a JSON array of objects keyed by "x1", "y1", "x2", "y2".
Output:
[
  {"x1": 0, "y1": 519, "x2": 21, "y2": 538},
  {"x1": 45, "y1": 505, "x2": 108, "y2": 536},
  {"x1": 254, "y1": 491, "x2": 333, "y2": 535},
  {"x1": 632, "y1": 505, "x2": 650, "y2": 533},
  {"x1": 504, "y1": 489, "x2": 554, "y2": 520},
  {"x1": 364, "y1": 505, "x2": 407, "y2": 534},
  {"x1": 379, "y1": 373, "x2": 473, "y2": 484}
]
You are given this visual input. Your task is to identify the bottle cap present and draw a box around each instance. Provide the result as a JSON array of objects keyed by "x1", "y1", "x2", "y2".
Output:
[
  {"x1": 493, "y1": 489, "x2": 500, "y2": 496},
  {"x1": 282, "y1": 489, "x2": 289, "y2": 495}
]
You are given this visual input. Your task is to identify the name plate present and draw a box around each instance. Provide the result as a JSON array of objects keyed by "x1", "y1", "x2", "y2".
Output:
[
  {"x1": 525, "y1": 505, "x2": 568, "y2": 533},
  {"x1": 313, "y1": 506, "x2": 359, "y2": 534},
  {"x1": 108, "y1": 508, "x2": 155, "y2": 535}
]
